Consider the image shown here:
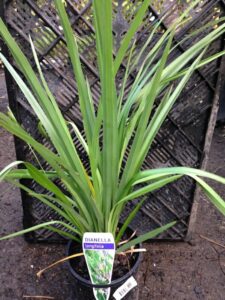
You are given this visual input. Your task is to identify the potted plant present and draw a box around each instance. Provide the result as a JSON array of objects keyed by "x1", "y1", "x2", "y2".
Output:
[{"x1": 1, "y1": 0, "x2": 225, "y2": 299}]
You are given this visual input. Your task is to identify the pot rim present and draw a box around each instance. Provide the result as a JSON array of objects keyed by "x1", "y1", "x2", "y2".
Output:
[{"x1": 66, "y1": 239, "x2": 142, "y2": 288}]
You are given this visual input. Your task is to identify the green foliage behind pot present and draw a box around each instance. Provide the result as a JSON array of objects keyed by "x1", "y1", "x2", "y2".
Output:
[{"x1": 0, "y1": 0, "x2": 225, "y2": 253}]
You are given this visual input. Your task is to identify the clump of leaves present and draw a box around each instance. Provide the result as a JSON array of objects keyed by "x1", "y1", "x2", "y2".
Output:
[{"x1": 0, "y1": 0, "x2": 225, "y2": 253}]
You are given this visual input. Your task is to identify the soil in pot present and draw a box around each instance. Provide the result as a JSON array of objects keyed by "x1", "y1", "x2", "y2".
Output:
[{"x1": 67, "y1": 229, "x2": 142, "y2": 300}]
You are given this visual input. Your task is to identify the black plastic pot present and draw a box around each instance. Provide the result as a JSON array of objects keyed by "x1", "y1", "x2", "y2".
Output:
[{"x1": 66, "y1": 234, "x2": 142, "y2": 300}]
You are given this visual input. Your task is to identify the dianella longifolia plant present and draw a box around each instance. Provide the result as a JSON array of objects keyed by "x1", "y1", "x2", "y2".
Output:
[{"x1": 1, "y1": 0, "x2": 225, "y2": 252}]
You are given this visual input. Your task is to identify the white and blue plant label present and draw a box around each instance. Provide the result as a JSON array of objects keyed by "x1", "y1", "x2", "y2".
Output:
[{"x1": 82, "y1": 232, "x2": 116, "y2": 300}]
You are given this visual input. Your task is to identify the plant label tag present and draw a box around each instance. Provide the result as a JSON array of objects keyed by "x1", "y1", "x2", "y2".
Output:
[
  {"x1": 113, "y1": 276, "x2": 137, "y2": 300},
  {"x1": 82, "y1": 232, "x2": 115, "y2": 300}
]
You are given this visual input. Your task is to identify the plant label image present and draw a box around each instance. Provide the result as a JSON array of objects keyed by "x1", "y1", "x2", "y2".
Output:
[{"x1": 82, "y1": 232, "x2": 116, "y2": 300}]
